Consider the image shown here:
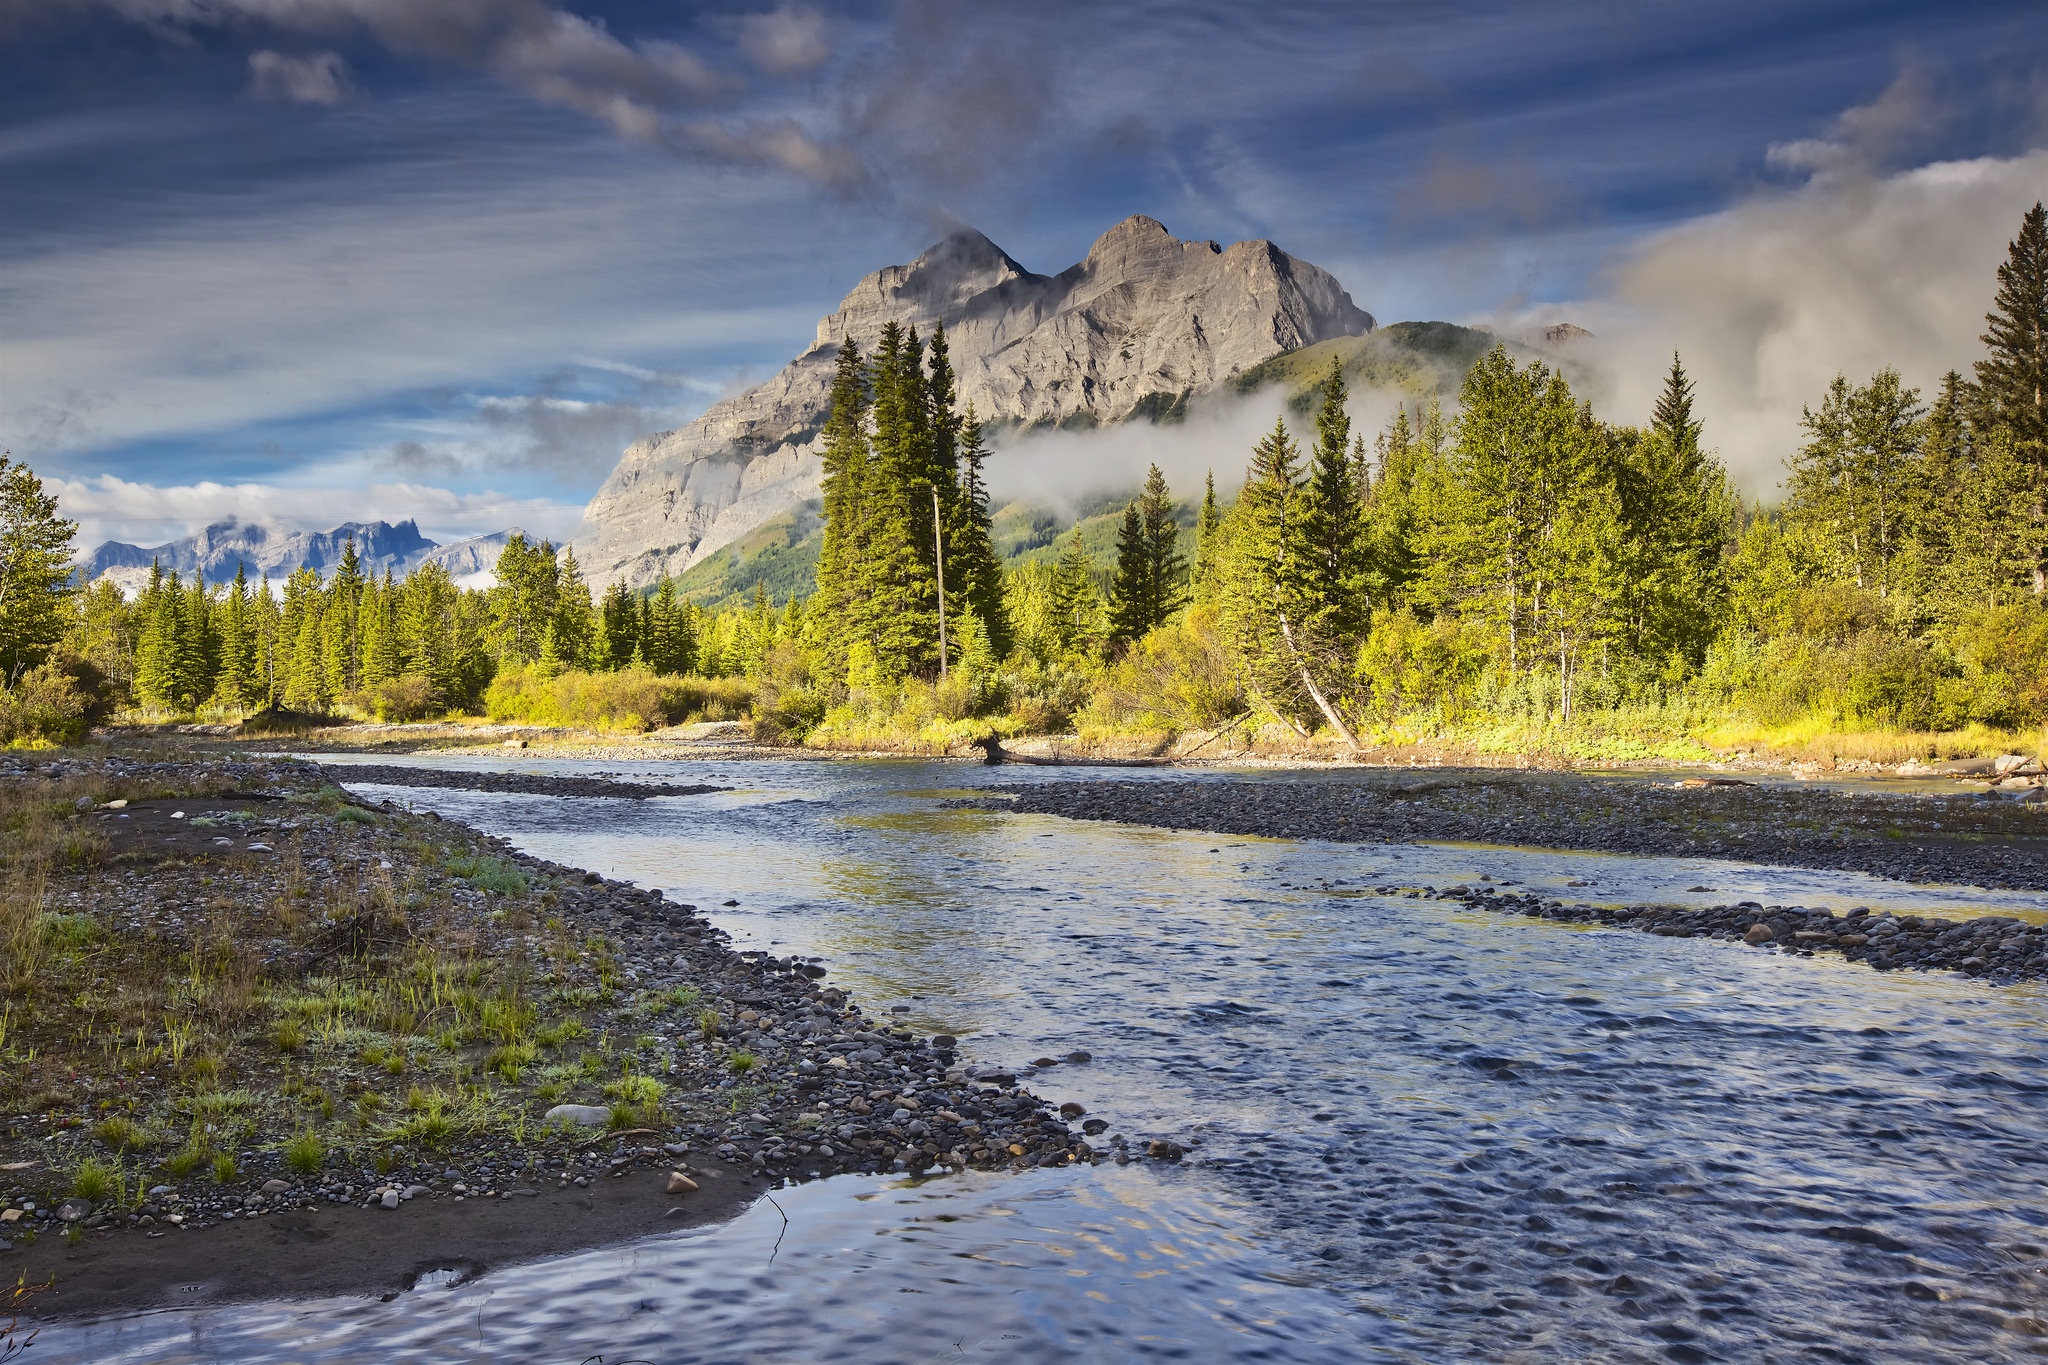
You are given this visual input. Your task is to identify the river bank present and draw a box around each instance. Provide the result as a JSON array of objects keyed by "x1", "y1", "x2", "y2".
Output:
[
  {"x1": 987, "y1": 774, "x2": 2048, "y2": 980},
  {"x1": 0, "y1": 749, "x2": 1098, "y2": 1320}
]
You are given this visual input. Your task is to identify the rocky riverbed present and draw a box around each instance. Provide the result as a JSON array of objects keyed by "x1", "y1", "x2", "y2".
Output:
[
  {"x1": 0, "y1": 750, "x2": 1106, "y2": 1315},
  {"x1": 991, "y1": 772, "x2": 2048, "y2": 890},
  {"x1": 308, "y1": 762, "x2": 728, "y2": 800}
]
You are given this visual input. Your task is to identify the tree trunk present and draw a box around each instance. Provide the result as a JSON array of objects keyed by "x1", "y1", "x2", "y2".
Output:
[{"x1": 1275, "y1": 607, "x2": 1360, "y2": 749}]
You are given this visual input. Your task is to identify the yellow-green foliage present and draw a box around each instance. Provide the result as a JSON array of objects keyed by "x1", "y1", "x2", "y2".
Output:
[
  {"x1": 483, "y1": 664, "x2": 751, "y2": 732},
  {"x1": 1080, "y1": 607, "x2": 1242, "y2": 736}
]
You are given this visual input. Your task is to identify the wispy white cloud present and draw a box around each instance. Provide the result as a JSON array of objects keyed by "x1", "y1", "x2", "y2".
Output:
[
  {"x1": 1555, "y1": 146, "x2": 2048, "y2": 492},
  {"x1": 247, "y1": 49, "x2": 353, "y2": 106}
]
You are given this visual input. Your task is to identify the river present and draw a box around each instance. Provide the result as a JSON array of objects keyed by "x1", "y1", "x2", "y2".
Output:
[{"x1": 37, "y1": 755, "x2": 2048, "y2": 1363}]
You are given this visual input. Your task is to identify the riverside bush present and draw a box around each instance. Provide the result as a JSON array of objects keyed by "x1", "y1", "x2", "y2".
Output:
[{"x1": 484, "y1": 664, "x2": 751, "y2": 731}]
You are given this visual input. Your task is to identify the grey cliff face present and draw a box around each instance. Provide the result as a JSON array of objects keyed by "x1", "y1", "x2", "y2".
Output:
[{"x1": 577, "y1": 215, "x2": 1372, "y2": 590}]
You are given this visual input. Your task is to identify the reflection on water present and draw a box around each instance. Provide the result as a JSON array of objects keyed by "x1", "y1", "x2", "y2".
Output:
[{"x1": 39, "y1": 755, "x2": 2048, "y2": 1363}]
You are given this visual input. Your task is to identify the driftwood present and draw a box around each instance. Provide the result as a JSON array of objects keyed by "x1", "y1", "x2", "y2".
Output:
[{"x1": 973, "y1": 737, "x2": 1171, "y2": 768}]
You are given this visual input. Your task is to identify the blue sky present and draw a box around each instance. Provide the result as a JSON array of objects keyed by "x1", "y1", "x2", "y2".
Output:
[{"x1": 3, "y1": 0, "x2": 2045, "y2": 550}]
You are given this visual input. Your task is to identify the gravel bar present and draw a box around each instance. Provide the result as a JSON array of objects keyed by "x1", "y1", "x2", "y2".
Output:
[
  {"x1": 990, "y1": 773, "x2": 2048, "y2": 890},
  {"x1": 316, "y1": 763, "x2": 729, "y2": 799}
]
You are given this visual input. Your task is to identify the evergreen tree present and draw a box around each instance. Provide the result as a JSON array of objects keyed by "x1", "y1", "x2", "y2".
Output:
[
  {"x1": 253, "y1": 574, "x2": 283, "y2": 706},
  {"x1": 951, "y1": 404, "x2": 1010, "y2": 656},
  {"x1": 0, "y1": 452, "x2": 78, "y2": 685},
  {"x1": 1423, "y1": 347, "x2": 1598, "y2": 678},
  {"x1": 1046, "y1": 528, "x2": 1101, "y2": 655},
  {"x1": 813, "y1": 338, "x2": 873, "y2": 669},
  {"x1": 549, "y1": 546, "x2": 596, "y2": 669},
  {"x1": 1787, "y1": 370, "x2": 1924, "y2": 598},
  {"x1": 1107, "y1": 465, "x2": 1187, "y2": 646},
  {"x1": 1219, "y1": 416, "x2": 1361, "y2": 745},
  {"x1": 599, "y1": 579, "x2": 640, "y2": 670},
  {"x1": 132, "y1": 565, "x2": 181, "y2": 711},
  {"x1": 1191, "y1": 470, "x2": 1224, "y2": 603},
  {"x1": 1361, "y1": 406, "x2": 1429, "y2": 610},
  {"x1": 1295, "y1": 364, "x2": 1368, "y2": 641},
  {"x1": 212, "y1": 564, "x2": 257, "y2": 708},
  {"x1": 321, "y1": 537, "x2": 365, "y2": 697},
  {"x1": 282, "y1": 567, "x2": 327, "y2": 711},
  {"x1": 360, "y1": 569, "x2": 402, "y2": 690},
  {"x1": 1107, "y1": 500, "x2": 1152, "y2": 647},
  {"x1": 490, "y1": 534, "x2": 559, "y2": 664},
  {"x1": 1619, "y1": 354, "x2": 1735, "y2": 666},
  {"x1": 1975, "y1": 201, "x2": 2048, "y2": 466},
  {"x1": 645, "y1": 577, "x2": 693, "y2": 675}
]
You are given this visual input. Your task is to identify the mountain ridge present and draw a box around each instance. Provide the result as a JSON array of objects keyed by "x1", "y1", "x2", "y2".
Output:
[{"x1": 576, "y1": 214, "x2": 1374, "y2": 591}]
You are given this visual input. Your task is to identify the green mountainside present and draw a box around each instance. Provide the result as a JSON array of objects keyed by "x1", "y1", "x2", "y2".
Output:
[{"x1": 671, "y1": 321, "x2": 1513, "y2": 609}]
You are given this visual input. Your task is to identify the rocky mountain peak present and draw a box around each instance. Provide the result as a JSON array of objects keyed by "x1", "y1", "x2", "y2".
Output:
[{"x1": 581, "y1": 217, "x2": 1373, "y2": 591}]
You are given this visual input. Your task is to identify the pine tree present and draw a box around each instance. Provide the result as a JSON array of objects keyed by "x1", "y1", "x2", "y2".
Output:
[
  {"x1": 1107, "y1": 500, "x2": 1152, "y2": 647},
  {"x1": 1191, "y1": 470, "x2": 1224, "y2": 603},
  {"x1": 0, "y1": 452, "x2": 78, "y2": 685},
  {"x1": 1295, "y1": 363, "x2": 1368, "y2": 642},
  {"x1": 1046, "y1": 528, "x2": 1101, "y2": 655},
  {"x1": 862, "y1": 322, "x2": 941, "y2": 674},
  {"x1": 1107, "y1": 465, "x2": 1187, "y2": 646},
  {"x1": 1219, "y1": 416, "x2": 1361, "y2": 745},
  {"x1": 951, "y1": 404, "x2": 1010, "y2": 656},
  {"x1": 813, "y1": 338, "x2": 873, "y2": 670},
  {"x1": 132, "y1": 566, "x2": 181, "y2": 711},
  {"x1": 212, "y1": 564, "x2": 257, "y2": 708},
  {"x1": 1787, "y1": 370, "x2": 1924, "y2": 597},
  {"x1": 645, "y1": 577, "x2": 693, "y2": 675},
  {"x1": 599, "y1": 579, "x2": 640, "y2": 669},
  {"x1": 322, "y1": 537, "x2": 365, "y2": 698},
  {"x1": 1621, "y1": 354, "x2": 1735, "y2": 666},
  {"x1": 1975, "y1": 201, "x2": 2048, "y2": 465},
  {"x1": 490, "y1": 534, "x2": 559, "y2": 664}
]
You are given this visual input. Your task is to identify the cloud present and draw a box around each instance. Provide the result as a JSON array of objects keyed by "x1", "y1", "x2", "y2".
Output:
[
  {"x1": 49, "y1": 472, "x2": 584, "y2": 554},
  {"x1": 736, "y1": 4, "x2": 831, "y2": 79},
  {"x1": 74, "y1": 0, "x2": 748, "y2": 144},
  {"x1": 984, "y1": 387, "x2": 1292, "y2": 514},
  {"x1": 1561, "y1": 145, "x2": 2048, "y2": 493},
  {"x1": 1765, "y1": 64, "x2": 1953, "y2": 179},
  {"x1": 247, "y1": 49, "x2": 353, "y2": 106}
]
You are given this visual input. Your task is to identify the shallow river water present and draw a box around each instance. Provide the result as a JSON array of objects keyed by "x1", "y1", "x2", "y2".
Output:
[{"x1": 38, "y1": 757, "x2": 2048, "y2": 1363}]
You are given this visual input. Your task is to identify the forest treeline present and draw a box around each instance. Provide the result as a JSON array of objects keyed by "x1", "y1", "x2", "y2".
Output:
[{"x1": 0, "y1": 202, "x2": 2043, "y2": 754}]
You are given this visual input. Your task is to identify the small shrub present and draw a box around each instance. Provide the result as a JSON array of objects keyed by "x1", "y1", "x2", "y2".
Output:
[
  {"x1": 445, "y1": 854, "x2": 528, "y2": 898},
  {"x1": 212, "y1": 1153, "x2": 237, "y2": 1184},
  {"x1": 71, "y1": 1157, "x2": 118, "y2": 1203},
  {"x1": 282, "y1": 1131, "x2": 325, "y2": 1175},
  {"x1": 93, "y1": 1116, "x2": 148, "y2": 1153},
  {"x1": 163, "y1": 1145, "x2": 207, "y2": 1178},
  {"x1": 727, "y1": 1051, "x2": 757, "y2": 1075},
  {"x1": 366, "y1": 674, "x2": 445, "y2": 723},
  {"x1": 697, "y1": 1008, "x2": 721, "y2": 1041}
]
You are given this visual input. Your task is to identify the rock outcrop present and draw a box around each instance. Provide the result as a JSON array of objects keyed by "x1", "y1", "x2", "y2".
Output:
[{"x1": 578, "y1": 216, "x2": 1372, "y2": 589}]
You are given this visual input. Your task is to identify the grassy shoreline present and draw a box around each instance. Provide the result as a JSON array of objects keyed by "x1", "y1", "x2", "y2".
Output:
[{"x1": 0, "y1": 743, "x2": 1096, "y2": 1317}]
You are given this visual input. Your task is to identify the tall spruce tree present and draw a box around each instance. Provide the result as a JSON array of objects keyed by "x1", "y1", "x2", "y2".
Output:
[
  {"x1": 1220, "y1": 417, "x2": 1361, "y2": 746},
  {"x1": 1191, "y1": 470, "x2": 1224, "y2": 603},
  {"x1": 1107, "y1": 500, "x2": 1152, "y2": 647},
  {"x1": 1108, "y1": 465, "x2": 1186, "y2": 646},
  {"x1": 813, "y1": 338, "x2": 873, "y2": 670},
  {"x1": 1295, "y1": 364, "x2": 1368, "y2": 642},
  {"x1": 950, "y1": 404, "x2": 1010, "y2": 656},
  {"x1": 0, "y1": 452, "x2": 77, "y2": 685},
  {"x1": 1975, "y1": 201, "x2": 2048, "y2": 466}
]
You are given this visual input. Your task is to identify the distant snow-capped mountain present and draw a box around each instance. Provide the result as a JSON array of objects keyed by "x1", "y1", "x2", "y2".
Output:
[{"x1": 78, "y1": 519, "x2": 443, "y2": 595}]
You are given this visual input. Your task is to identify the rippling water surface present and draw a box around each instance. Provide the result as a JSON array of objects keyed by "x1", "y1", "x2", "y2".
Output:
[{"x1": 38, "y1": 756, "x2": 2048, "y2": 1363}]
